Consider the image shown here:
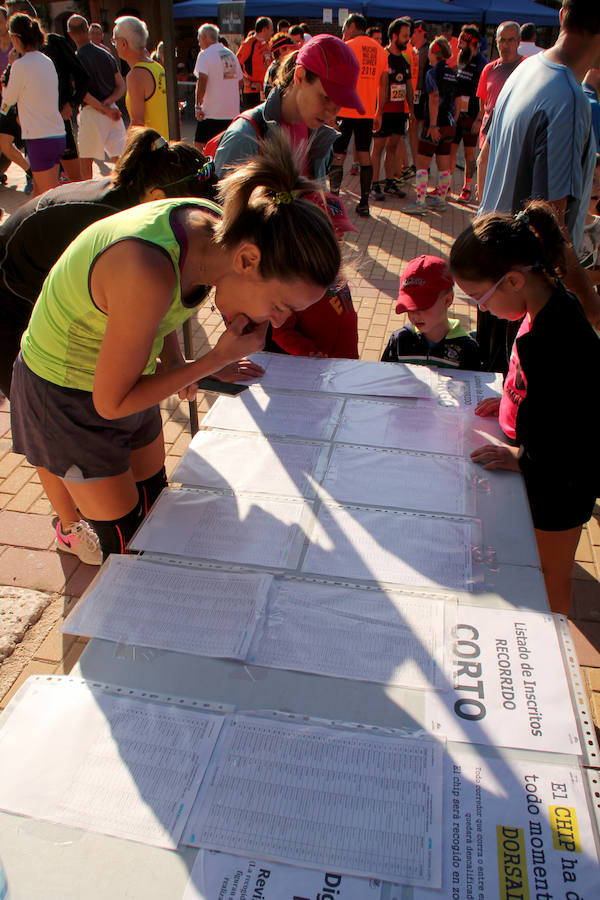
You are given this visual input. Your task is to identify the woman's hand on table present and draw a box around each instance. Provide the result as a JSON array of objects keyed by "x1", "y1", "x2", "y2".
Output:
[
  {"x1": 470, "y1": 443, "x2": 520, "y2": 471},
  {"x1": 474, "y1": 397, "x2": 500, "y2": 417},
  {"x1": 214, "y1": 358, "x2": 266, "y2": 382}
]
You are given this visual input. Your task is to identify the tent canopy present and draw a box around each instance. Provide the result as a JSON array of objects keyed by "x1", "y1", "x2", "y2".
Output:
[
  {"x1": 363, "y1": 0, "x2": 482, "y2": 22},
  {"x1": 457, "y1": 0, "x2": 559, "y2": 26},
  {"x1": 174, "y1": 0, "x2": 356, "y2": 18},
  {"x1": 173, "y1": 0, "x2": 559, "y2": 26}
]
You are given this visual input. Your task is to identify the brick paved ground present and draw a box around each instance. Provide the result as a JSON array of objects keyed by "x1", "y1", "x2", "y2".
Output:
[{"x1": 1, "y1": 158, "x2": 599, "y2": 735}]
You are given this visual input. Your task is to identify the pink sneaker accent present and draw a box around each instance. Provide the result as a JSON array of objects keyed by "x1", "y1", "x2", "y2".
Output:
[{"x1": 55, "y1": 520, "x2": 102, "y2": 566}]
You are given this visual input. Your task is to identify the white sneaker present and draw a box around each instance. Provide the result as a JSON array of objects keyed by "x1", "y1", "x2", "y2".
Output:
[{"x1": 55, "y1": 519, "x2": 102, "y2": 566}]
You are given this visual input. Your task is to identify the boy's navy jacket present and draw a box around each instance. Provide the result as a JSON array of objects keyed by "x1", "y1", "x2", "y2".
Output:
[{"x1": 381, "y1": 319, "x2": 482, "y2": 370}]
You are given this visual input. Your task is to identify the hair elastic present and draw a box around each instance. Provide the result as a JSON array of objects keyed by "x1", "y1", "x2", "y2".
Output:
[
  {"x1": 152, "y1": 136, "x2": 169, "y2": 151},
  {"x1": 515, "y1": 210, "x2": 530, "y2": 228},
  {"x1": 272, "y1": 190, "x2": 295, "y2": 206}
]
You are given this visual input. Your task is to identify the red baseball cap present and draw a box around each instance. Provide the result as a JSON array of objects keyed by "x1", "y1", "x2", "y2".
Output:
[
  {"x1": 302, "y1": 191, "x2": 358, "y2": 235},
  {"x1": 297, "y1": 35, "x2": 365, "y2": 115},
  {"x1": 396, "y1": 255, "x2": 454, "y2": 313}
]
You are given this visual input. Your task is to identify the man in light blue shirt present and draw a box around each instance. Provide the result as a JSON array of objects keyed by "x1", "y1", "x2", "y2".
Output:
[{"x1": 477, "y1": 0, "x2": 600, "y2": 372}]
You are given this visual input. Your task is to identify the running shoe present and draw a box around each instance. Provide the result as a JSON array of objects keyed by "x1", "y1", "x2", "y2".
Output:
[
  {"x1": 349, "y1": 163, "x2": 359, "y2": 176},
  {"x1": 355, "y1": 201, "x2": 370, "y2": 217},
  {"x1": 426, "y1": 195, "x2": 447, "y2": 211},
  {"x1": 371, "y1": 181, "x2": 386, "y2": 201},
  {"x1": 55, "y1": 519, "x2": 102, "y2": 566},
  {"x1": 395, "y1": 166, "x2": 415, "y2": 184},
  {"x1": 23, "y1": 172, "x2": 34, "y2": 195},
  {"x1": 384, "y1": 179, "x2": 406, "y2": 197},
  {"x1": 457, "y1": 185, "x2": 472, "y2": 204},
  {"x1": 403, "y1": 201, "x2": 430, "y2": 216}
]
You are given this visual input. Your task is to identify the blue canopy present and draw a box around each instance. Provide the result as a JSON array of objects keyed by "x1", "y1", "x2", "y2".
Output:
[
  {"x1": 173, "y1": 0, "x2": 358, "y2": 17},
  {"x1": 457, "y1": 0, "x2": 559, "y2": 26},
  {"x1": 364, "y1": 0, "x2": 482, "y2": 22}
]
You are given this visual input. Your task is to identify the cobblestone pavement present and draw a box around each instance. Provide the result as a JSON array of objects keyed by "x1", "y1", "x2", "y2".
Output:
[{"x1": 1, "y1": 159, "x2": 599, "y2": 737}]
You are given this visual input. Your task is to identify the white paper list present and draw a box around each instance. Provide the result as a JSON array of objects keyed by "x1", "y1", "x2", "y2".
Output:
[
  {"x1": 0, "y1": 677, "x2": 224, "y2": 848},
  {"x1": 436, "y1": 369, "x2": 503, "y2": 409},
  {"x1": 201, "y1": 387, "x2": 342, "y2": 440},
  {"x1": 320, "y1": 359, "x2": 437, "y2": 399},
  {"x1": 184, "y1": 849, "x2": 383, "y2": 900},
  {"x1": 172, "y1": 431, "x2": 325, "y2": 498},
  {"x1": 130, "y1": 488, "x2": 308, "y2": 569},
  {"x1": 322, "y1": 445, "x2": 470, "y2": 514},
  {"x1": 186, "y1": 715, "x2": 443, "y2": 886},
  {"x1": 242, "y1": 352, "x2": 330, "y2": 392},
  {"x1": 249, "y1": 580, "x2": 451, "y2": 689},
  {"x1": 303, "y1": 503, "x2": 474, "y2": 590},
  {"x1": 335, "y1": 400, "x2": 465, "y2": 456},
  {"x1": 62, "y1": 556, "x2": 271, "y2": 659},
  {"x1": 243, "y1": 354, "x2": 437, "y2": 400}
]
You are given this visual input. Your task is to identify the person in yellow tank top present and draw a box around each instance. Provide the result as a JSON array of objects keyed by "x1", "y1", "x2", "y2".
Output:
[{"x1": 113, "y1": 15, "x2": 169, "y2": 138}]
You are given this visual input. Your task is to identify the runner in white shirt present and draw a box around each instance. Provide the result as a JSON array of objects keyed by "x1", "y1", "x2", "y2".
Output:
[{"x1": 193, "y1": 23, "x2": 242, "y2": 151}]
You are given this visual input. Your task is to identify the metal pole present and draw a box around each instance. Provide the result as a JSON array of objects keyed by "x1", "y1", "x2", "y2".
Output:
[{"x1": 161, "y1": 2, "x2": 199, "y2": 434}]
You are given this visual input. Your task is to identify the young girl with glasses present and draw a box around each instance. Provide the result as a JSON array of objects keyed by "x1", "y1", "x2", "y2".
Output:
[{"x1": 450, "y1": 200, "x2": 600, "y2": 615}]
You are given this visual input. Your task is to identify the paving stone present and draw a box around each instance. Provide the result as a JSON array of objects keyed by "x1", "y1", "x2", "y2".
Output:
[
  {"x1": 0, "y1": 587, "x2": 53, "y2": 660},
  {"x1": 569, "y1": 620, "x2": 600, "y2": 668},
  {"x1": 6, "y1": 482, "x2": 44, "y2": 513},
  {"x1": 35, "y1": 622, "x2": 76, "y2": 663},
  {"x1": 64, "y1": 561, "x2": 99, "y2": 599},
  {"x1": 0, "y1": 547, "x2": 78, "y2": 593},
  {"x1": 0, "y1": 510, "x2": 54, "y2": 549}
]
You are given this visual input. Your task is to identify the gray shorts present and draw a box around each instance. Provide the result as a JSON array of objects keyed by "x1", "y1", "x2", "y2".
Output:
[{"x1": 10, "y1": 355, "x2": 162, "y2": 482}]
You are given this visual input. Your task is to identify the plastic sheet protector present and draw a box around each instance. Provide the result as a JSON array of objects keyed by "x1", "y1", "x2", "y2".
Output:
[
  {"x1": 248, "y1": 579, "x2": 454, "y2": 689},
  {"x1": 184, "y1": 850, "x2": 383, "y2": 900},
  {"x1": 426, "y1": 605, "x2": 581, "y2": 755},
  {"x1": 185, "y1": 714, "x2": 443, "y2": 886},
  {"x1": 130, "y1": 487, "x2": 310, "y2": 568},
  {"x1": 408, "y1": 746, "x2": 600, "y2": 900},
  {"x1": 322, "y1": 444, "x2": 473, "y2": 515},
  {"x1": 201, "y1": 386, "x2": 342, "y2": 440},
  {"x1": 62, "y1": 555, "x2": 272, "y2": 660},
  {"x1": 0, "y1": 677, "x2": 224, "y2": 848},
  {"x1": 244, "y1": 352, "x2": 438, "y2": 399},
  {"x1": 436, "y1": 369, "x2": 504, "y2": 409},
  {"x1": 302, "y1": 504, "x2": 476, "y2": 591},
  {"x1": 335, "y1": 399, "x2": 465, "y2": 456},
  {"x1": 171, "y1": 430, "x2": 327, "y2": 498}
]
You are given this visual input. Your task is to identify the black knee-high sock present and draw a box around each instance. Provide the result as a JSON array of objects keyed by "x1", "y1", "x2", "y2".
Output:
[
  {"x1": 136, "y1": 465, "x2": 168, "y2": 515},
  {"x1": 88, "y1": 499, "x2": 145, "y2": 560},
  {"x1": 359, "y1": 164, "x2": 373, "y2": 203}
]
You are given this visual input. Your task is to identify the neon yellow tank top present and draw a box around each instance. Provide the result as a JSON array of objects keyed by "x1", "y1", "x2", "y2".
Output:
[
  {"x1": 126, "y1": 59, "x2": 169, "y2": 138},
  {"x1": 21, "y1": 198, "x2": 221, "y2": 391}
]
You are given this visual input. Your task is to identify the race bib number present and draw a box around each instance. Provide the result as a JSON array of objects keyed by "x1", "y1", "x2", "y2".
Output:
[
  {"x1": 390, "y1": 83, "x2": 406, "y2": 103},
  {"x1": 460, "y1": 95, "x2": 470, "y2": 113}
]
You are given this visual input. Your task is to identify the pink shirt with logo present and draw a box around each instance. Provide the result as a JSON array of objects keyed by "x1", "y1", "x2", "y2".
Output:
[{"x1": 499, "y1": 314, "x2": 530, "y2": 440}]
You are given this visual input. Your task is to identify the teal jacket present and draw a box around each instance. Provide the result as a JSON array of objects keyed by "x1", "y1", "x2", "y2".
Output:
[{"x1": 214, "y1": 88, "x2": 338, "y2": 184}]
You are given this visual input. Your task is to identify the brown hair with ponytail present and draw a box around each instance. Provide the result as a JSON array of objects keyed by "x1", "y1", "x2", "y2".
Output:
[
  {"x1": 214, "y1": 130, "x2": 340, "y2": 288},
  {"x1": 450, "y1": 200, "x2": 567, "y2": 282},
  {"x1": 111, "y1": 127, "x2": 217, "y2": 201}
]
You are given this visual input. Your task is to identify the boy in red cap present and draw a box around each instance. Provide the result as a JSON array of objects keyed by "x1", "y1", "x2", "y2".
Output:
[
  {"x1": 271, "y1": 192, "x2": 359, "y2": 358},
  {"x1": 381, "y1": 255, "x2": 481, "y2": 369}
]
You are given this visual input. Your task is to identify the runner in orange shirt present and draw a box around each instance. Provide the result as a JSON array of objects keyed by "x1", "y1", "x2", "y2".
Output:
[
  {"x1": 237, "y1": 17, "x2": 273, "y2": 109},
  {"x1": 328, "y1": 13, "x2": 387, "y2": 218}
]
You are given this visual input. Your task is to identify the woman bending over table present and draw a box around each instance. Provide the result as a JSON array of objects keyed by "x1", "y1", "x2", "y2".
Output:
[{"x1": 10, "y1": 133, "x2": 341, "y2": 561}]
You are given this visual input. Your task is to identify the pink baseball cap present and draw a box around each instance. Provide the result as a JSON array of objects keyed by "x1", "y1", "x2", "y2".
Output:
[
  {"x1": 396, "y1": 255, "x2": 454, "y2": 313},
  {"x1": 302, "y1": 191, "x2": 358, "y2": 235},
  {"x1": 296, "y1": 34, "x2": 365, "y2": 115}
]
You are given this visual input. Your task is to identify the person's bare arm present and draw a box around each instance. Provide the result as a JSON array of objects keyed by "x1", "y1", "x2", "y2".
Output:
[
  {"x1": 373, "y1": 70, "x2": 388, "y2": 133},
  {"x1": 102, "y1": 69, "x2": 125, "y2": 109},
  {"x1": 126, "y1": 67, "x2": 151, "y2": 127},
  {"x1": 91, "y1": 242, "x2": 267, "y2": 418},
  {"x1": 550, "y1": 196, "x2": 600, "y2": 328},
  {"x1": 195, "y1": 73, "x2": 208, "y2": 119}
]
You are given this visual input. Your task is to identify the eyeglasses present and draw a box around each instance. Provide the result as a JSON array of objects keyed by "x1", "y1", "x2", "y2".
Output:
[{"x1": 472, "y1": 266, "x2": 534, "y2": 309}]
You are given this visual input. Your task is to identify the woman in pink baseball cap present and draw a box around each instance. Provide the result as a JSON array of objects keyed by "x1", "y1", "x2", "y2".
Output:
[{"x1": 214, "y1": 34, "x2": 363, "y2": 184}]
